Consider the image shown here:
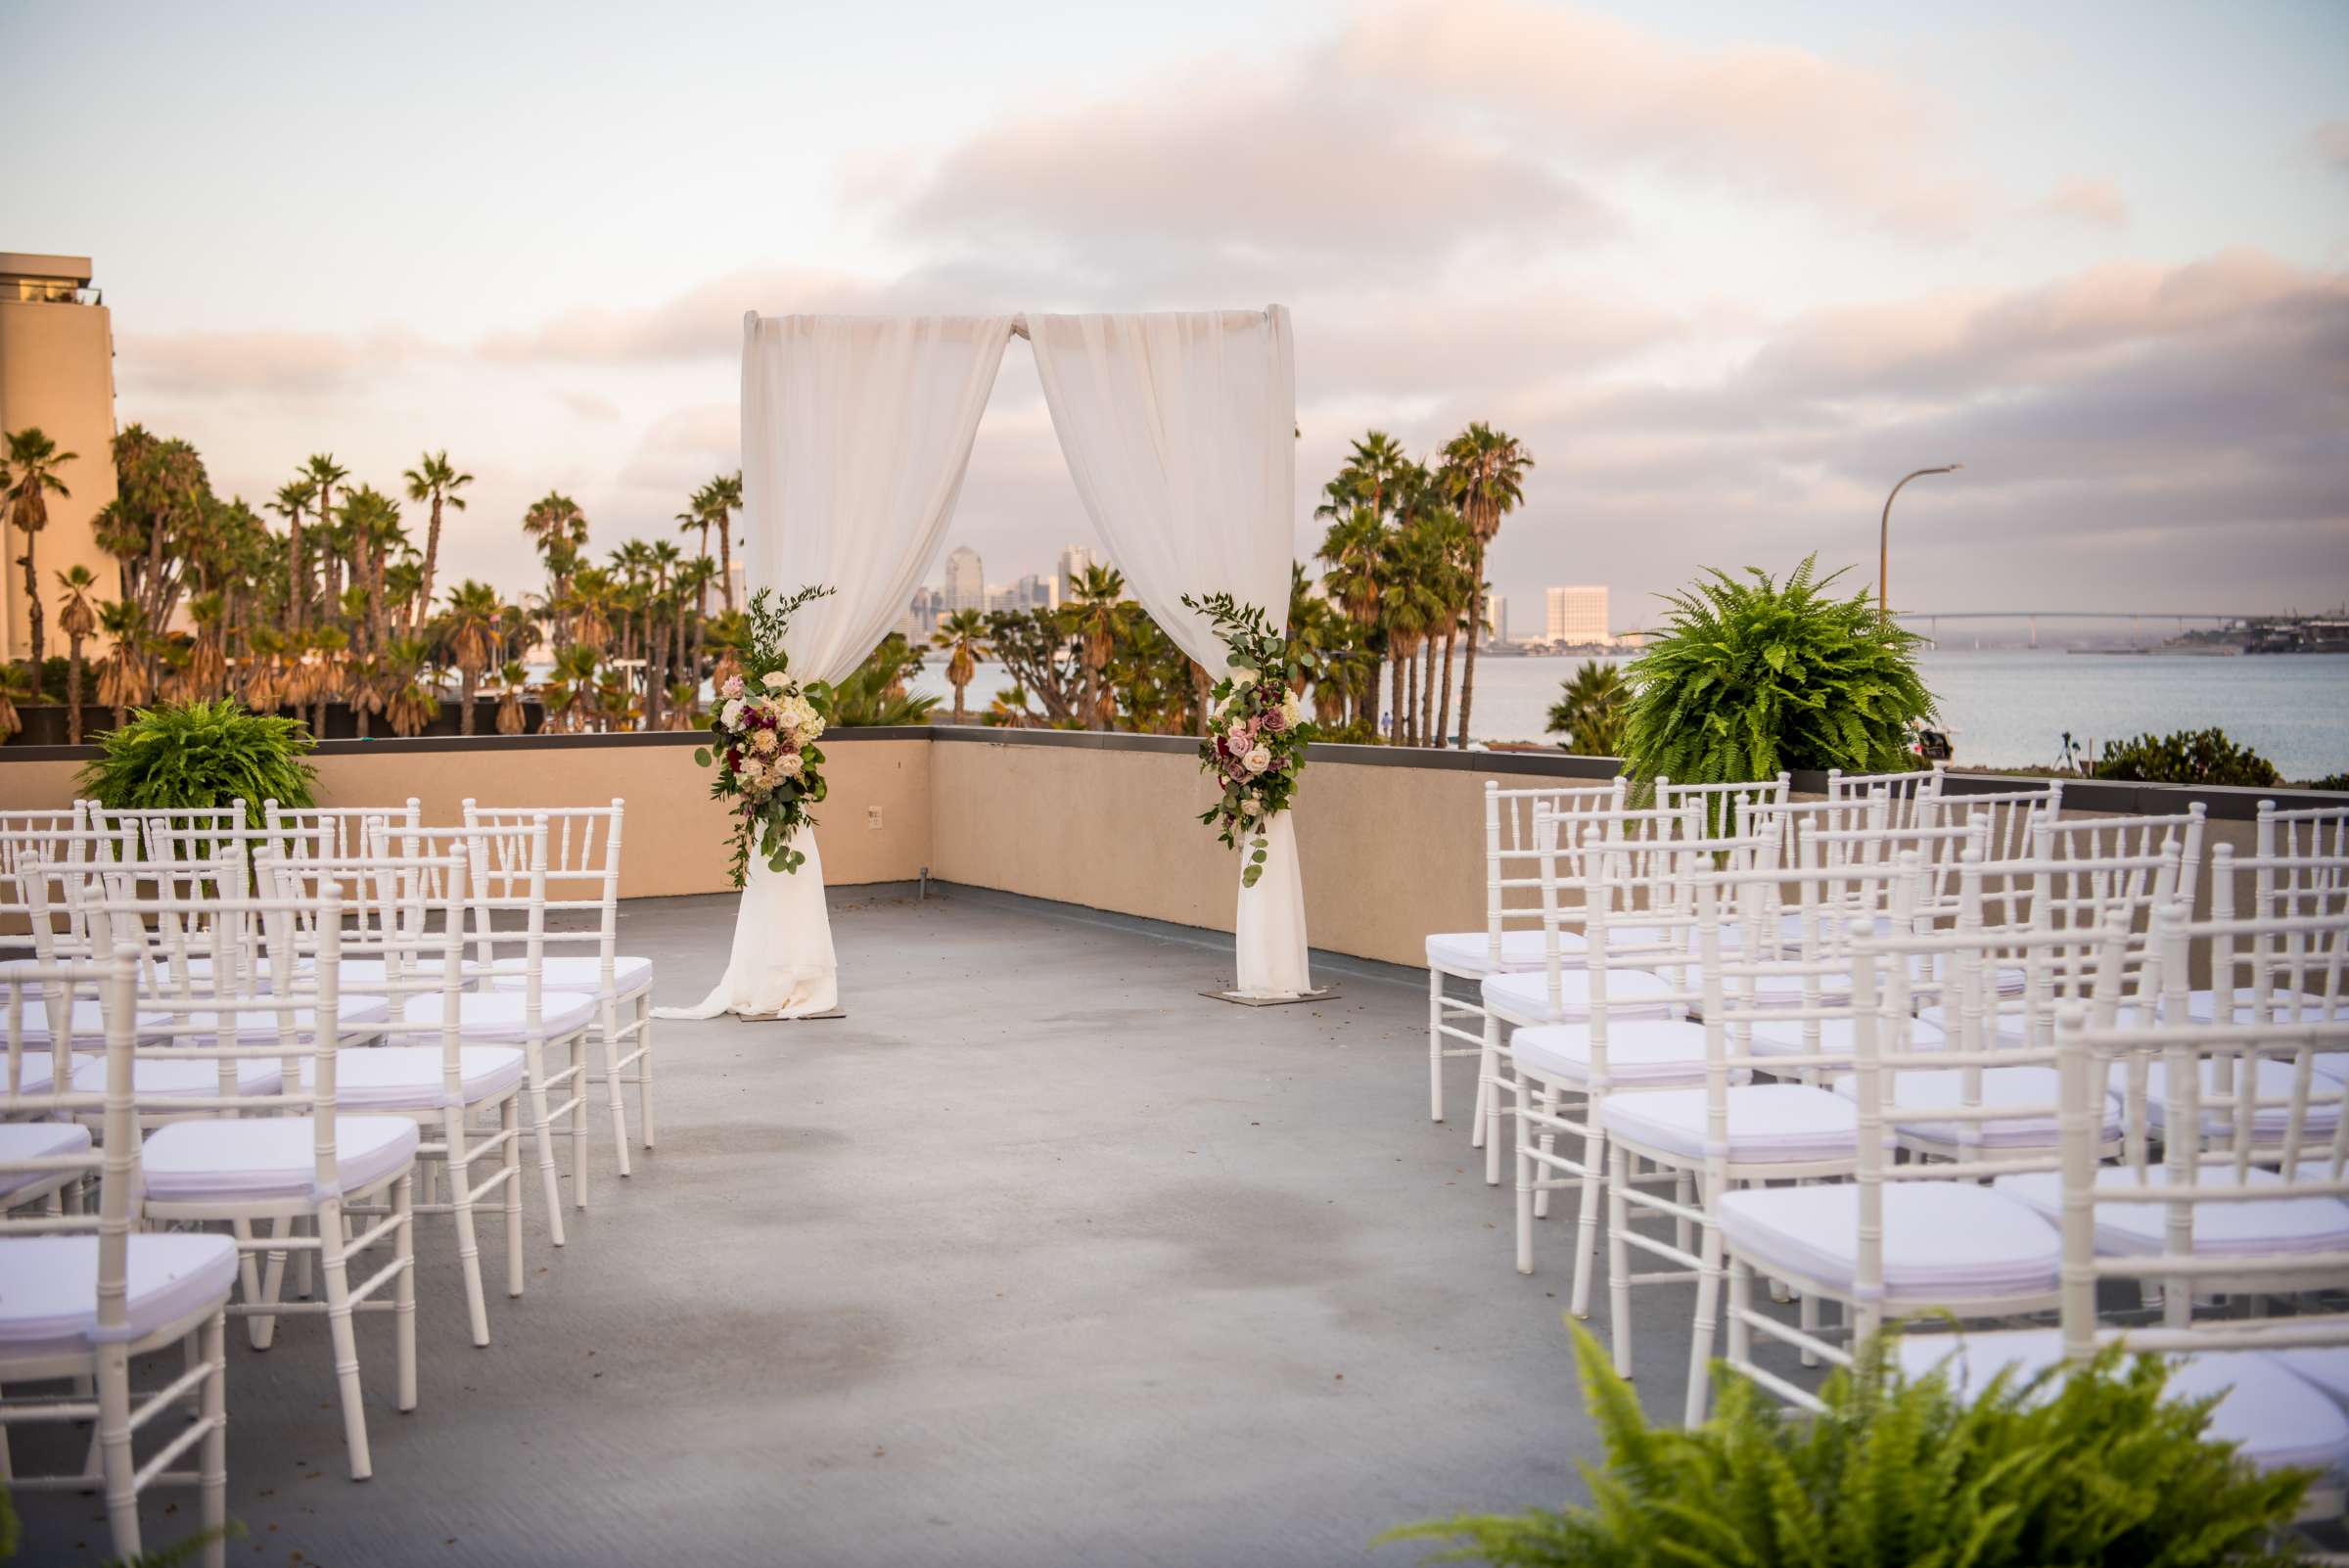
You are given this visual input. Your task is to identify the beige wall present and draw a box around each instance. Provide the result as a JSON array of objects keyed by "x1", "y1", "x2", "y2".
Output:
[
  {"x1": 0, "y1": 734, "x2": 2312, "y2": 974},
  {"x1": 0, "y1": 739, "x2": 933, "y2": 899},
  {"x1": 0, "y1": 295, "x2": 118, "y2": 663}
]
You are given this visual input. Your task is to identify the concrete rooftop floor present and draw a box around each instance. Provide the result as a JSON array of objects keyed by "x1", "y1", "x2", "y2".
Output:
[{"x1": 17, "y1": 886, "x2": 1718, "y2": 1567}]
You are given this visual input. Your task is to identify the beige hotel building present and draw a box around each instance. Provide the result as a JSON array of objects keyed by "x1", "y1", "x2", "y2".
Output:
[{"x1": 0, "y1": 252, "x2": 119, "y2": 664}]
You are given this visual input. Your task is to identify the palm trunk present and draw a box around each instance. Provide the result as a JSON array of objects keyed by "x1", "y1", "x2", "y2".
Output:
[
  {"x1": 66, "y1": 642, "x2": 84, "y2": 744},
  {"x1": 1420, "y1": 635, "x2": 1439, "y2": 745},
  {"x1": 717, "y1": 523, "x2": 736, "y2": 613},
  {"x1": 289, "y1": 514, "x2": 305, "y2": 633},
  {"x1": 1435, "y1": 627, "x2": 1457, "y2": 749},
  {"x1": 1456, "y1": 556, "x2": 1485, "y2": 749},
  {"x1": 18, "y1": 536, "x2": 44, "y2": 669},
  {"x1": 1388, "y1": 649, "x2": 1407, "y2": 744},
  {"x1": 421, "y1": 495, "x2": 444, "y2": 625},
  {"x1": 460, "y1": 668, "x2": 479, "y2": 735}
]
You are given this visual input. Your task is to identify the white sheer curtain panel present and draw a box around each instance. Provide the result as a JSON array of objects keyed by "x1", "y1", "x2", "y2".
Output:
[
  {"x1": 658, "y1": 312, "x2": 1015, "y2": 1021},
  {"x1": 1026, "y1": 306, "x2": 1312, "y2": 996}
]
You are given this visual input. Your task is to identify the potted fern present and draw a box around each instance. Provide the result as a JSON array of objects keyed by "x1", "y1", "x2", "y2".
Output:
[
  {"x1": 1387, "y1": 1323, "x2": 2314, "y2": 1565},
  {"x1": 1621, "y1": 556, "x2": 1934, "y2": 801},
  {"x1": 76, "y1": 698, "x2": 317, "y2": 830}
]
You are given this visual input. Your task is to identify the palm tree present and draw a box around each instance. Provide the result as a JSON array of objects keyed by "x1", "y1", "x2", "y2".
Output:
[
  {"x1": 96, "y1": 598, "x2": 149, "y2": 731},
  {"x1": 494, "y1": 660, "x2": 531, "y2": 734},
  {"x1": 3, "y1": 426, "x2": 77, "y2": 671},
  {"x1": 703, "y1": 472, "x2": 743, "y2": 613},
  {"x1": 1439, "y1": 423, "x2": 1534, "y2": 748},
  {"x1": 267, "y1": 478, "x2": 316, "y2": 631},
  {"x1": 1547, "y1": 659, "x2": 1628, "y2": 758},
  {"x1": 0, "y1": 664, "x2": 26, "y2": 743},
  {"x1": 1316, "y1": 503, "x2": 1386, "y2": 732},
  {"x1": 55, "y1": 564, "x2": 100, "y2": 742},
  {"x1": 521, "y1": 491, "x2": 589, "y2": 646},
  {"x1": 340, "y1": 484, "x2": 405, "y2": 656},
  {"x1": 300, "y1": 454, "x2": 348, "y2": 632},
  {"x1": 933, "y1": 608, "x2": 991, "y2": 723},
  {"x1": 1068, "y1": 563, "x2": 1129, "y2": 729},
  {"x1": 401, "y1": 450, "x2": 471, "y2": 626},
  {"x1": 440, "y1": 579, "x2": 502, "y2": 735}
]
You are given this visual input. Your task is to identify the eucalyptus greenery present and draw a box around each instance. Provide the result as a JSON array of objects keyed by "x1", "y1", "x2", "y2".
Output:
[
  {"x1": 1386, "y1": 1321, "x2": 2312, "y2": 1567},
  {"x1": 75, "y1": 698, "x2": 316, "y2": 829},
  {"x1": 1621, "y1": 556, "x2": 1934, "y2": 803}
]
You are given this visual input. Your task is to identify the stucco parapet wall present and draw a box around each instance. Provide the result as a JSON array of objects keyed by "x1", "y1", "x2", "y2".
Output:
[{"x1": 3, "y1": 724, "x2": 2344, "y2": 819}]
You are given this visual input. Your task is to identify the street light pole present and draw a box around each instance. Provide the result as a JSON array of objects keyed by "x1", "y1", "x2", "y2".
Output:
[{"x1": 1879, "y1": 464, "x2": 1962, "y2": 622}]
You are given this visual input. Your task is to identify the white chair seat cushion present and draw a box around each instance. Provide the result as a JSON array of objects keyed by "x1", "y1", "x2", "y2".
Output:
[
  {"x1": 0, "y1": 1233, "x2": 240, "y2": 1361},
  {"x1": 2112, "y1": 1057, "x2": 2343, "y2": 1139},
  {"x1": 1899, "y1": 1329, "x2": 2349, "y2": 1475},
  {"x1": 141, "y1": 1115, "x2": 419, "y2": 1202},
  {"x1": 1994, "y1": 1164, "x2": 2349, "y2": 1257},
  {"x1": 1, "y1": 1050, "x2": 75, "y2": 1095},
  {"x1": 69, "y1": 1055, "x2": 282, "y2": 1099},
  {"x1": 1717, "y1": 1180, "x2": 2059, "y2": 1302},
  {"x1": 386, "y1": 991, "x2": 598, "y2": 1042},
  {"x1": 1510, "y1": 1019, "x2": 1744, "y2": 1089},
  {"x1": 0, "y1": 1121, "x2": 91, "y2": 1197},
  {"x1": 13, "y1": 998, "x2": 173, "y2": 1045},
  {"x1": 1744, "y1": 1015, "x2": 1946, "y2": 1059},
  {"x1": 1481, "y1": 967, "x2": 1680, "y2": 1025},
  {"x1": 1425, "y1": 929, "x2": 1586, "y2": 975},
  {"x1": 1671, "y1": 969, "x2": 1853, "y2": 1012},
  {"x1": 298, "y1": 1046, "x2": 526, "y2": 1109},
  {"x1": 167, "y1": 997, "x2": 391, "y2": 1039},
  {"x1": 1829, "y1": 1065, "x2": 2120, "y2": 1149},
  {"x1": 328, "y1": 957, "x2": 490, "y2": 989},
  {"x1": 1916, "y1": 1004, "x2": 2029, "y2": 1047},
  {"x1": 486, "y1": 955, "x2": 653, "y2": 997},
  {"x1": 2273, "y1": 1348, "x2": 2349, "y2": 1404},
  {"x1": 1602, "y1": 1084, "x2": 1867, "y2": 1164}
]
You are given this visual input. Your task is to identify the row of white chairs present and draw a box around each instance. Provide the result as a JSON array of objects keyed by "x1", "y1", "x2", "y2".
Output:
[
  {"x1": 1422, "y1": 776, "x2": 2349, "y2": 1526},
  {"x1": 0, "y1": 798, "x2": 658, "y2": 1565}
]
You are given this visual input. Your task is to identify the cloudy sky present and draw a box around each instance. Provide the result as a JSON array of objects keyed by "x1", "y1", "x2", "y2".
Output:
[{"x1": 7, "y1": 0, "x2": 2345, "y2": 630}]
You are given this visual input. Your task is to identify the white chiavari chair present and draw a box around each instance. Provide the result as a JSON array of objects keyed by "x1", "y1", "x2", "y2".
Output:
[
  {"x1": 1709, "y1": 915, "x2": 2133, "y2": 1412},
  {"x1": 1656, "y1": 772, "x2": 1789, "y2": 839},
  {"x1": 0, "y1": 951, "x2": 234, "y2": 1568},
  {"x1": 1917, "y1": 778, "x2": 2062, "y2": 869},
  {"x1": 1901, "y1": 920, "x2": 2349, "y2": 1520},
  {"x1": 2260, "y1": 799, "x2": 2349, "y2": 870},
  {"x1": 1502, "y1": 806, "x2": 1764, "y2": 1291},
  {"x1": 2202, "y1": 845, "x2": 2349, "y2": 1035},
  {"x1": 1601, "y1": 847, "x2": 1931, "y2": 1418},
  {"x1": 89, "y1": 887, "x2": 419, "y2": 1482},
  {"x1": 378, "y1": 816, "x2": 595, "y2": 1246},
  {"x1": 91, "y1": 801, "x2": 248, "y2": 864},
  {"x1": 262, "y1": 797, "x2": 423, "y2": 862},
  {"x1": 1423, "y1": 780, "x2": 1626, "y2": 1136},
  {"x1": 265, "y1": 838, "x2": 527, "y2": 1347},
  {"x1": 1824, "y1": 761, "x2": 1945, "y2": 832},
  {"x1": 465, "y1": 799, "x2": 657, "y2": 1176}
]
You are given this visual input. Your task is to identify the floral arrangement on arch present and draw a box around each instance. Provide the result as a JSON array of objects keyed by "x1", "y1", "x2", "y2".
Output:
[
  {"x1": 1180, "y1": 591, "x2": 1317, "y2": 889},
  {"x1": 693, "y1": 584, "x2": 834, "y2": 885}
]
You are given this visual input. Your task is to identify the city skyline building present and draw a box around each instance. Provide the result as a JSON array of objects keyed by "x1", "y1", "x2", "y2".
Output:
[
  {"x1": 1056, "y1": 542, "x2": 1097, "y2": 602},
  {"x1": 944, "y1": 545, "x2": 987, "y2": 614},
  {"x1": 1545, "y1": 585, "x2": 1612, "y2": 646}
]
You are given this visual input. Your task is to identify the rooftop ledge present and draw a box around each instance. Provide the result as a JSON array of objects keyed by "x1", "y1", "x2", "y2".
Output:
[{"x1": 0, "y1": 723, "x2": 2333, "y2": 970}]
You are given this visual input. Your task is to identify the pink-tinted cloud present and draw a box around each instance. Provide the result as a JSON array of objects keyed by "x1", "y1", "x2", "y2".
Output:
[
  {"x1": 2039, "y1": 174, "x2": 2129, "y2": 228},
  {"x1": 882, "y1": 64, "x2": 1610, "y2": 279},
  {"x1": 2311, "y1": 119, "x2": 2349, "y2": 172},
  {"x1": 1331, "y1": 0, "x2": 1980, "y2": 235},
  {"x1": 116, "y1": 328, "x2": 438, "y2": 397},
  {"x1": 478, "y1": 269, "x2": 883, "y2": 364}
]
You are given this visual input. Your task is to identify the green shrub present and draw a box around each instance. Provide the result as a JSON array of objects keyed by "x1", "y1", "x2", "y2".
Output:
[
  {"x1": 2094, "y1": 729, "x2": 2281, "y2": 789},
  {"x1": 76, "y1": 698, "x2": 316, "y2": 829},
  {"x1": 1386, "y1": 1321, "x2": 2311, "y2": 1567},
  {"x1": 2304, "y1": 772, "x2": 2349, "y2": 794},
  {"x1": 1621, "y1": 557, "x2": 1934, "y2": 800},
  {"x1": 1547, "y1": 661, "x2": 1628, "y2": 758}
]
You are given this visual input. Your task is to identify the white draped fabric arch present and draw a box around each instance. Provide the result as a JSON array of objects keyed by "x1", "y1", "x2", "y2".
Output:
[{"x1": 659, "y1": 305, "x2": 1309, "y2": 1021}]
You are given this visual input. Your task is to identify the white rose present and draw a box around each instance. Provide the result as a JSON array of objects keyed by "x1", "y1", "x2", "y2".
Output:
[
  {"x1": 719, "y1": 699, "x2": 745, "y2": 729},
  {"x1": 761, "y1": 670, "x2": 789, "y2": 691},
  {"x1": 1243, "y1": 745, "x2": 1272, "y2": 775},
  {"x1": 775, "y1": 750, "x2": 804, "y2": 778}
]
